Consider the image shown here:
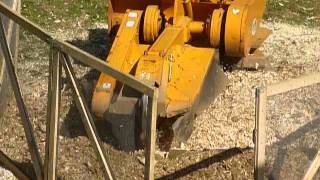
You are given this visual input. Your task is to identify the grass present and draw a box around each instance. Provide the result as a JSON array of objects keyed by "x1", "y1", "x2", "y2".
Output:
[
  {"x1": 19, "y1": 0, "x2": 108, "y2": 59},
  {"x1": 21, "y1": 0, "x2": 107, "y2": 28},
  {"x1": 265, "y1": 0, "x2": 320, "y2": 27},
  {"x1": 20, "y1": 0, "x2": 319, "y2": 29}
]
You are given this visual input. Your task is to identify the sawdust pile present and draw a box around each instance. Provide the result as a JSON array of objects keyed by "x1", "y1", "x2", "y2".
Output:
[
  {"x1": 186, "y1": 21, "x2": 320, "y2": 150},
  {"x1": 0, "y1": 168, "x2": 16, "y2": 180}
]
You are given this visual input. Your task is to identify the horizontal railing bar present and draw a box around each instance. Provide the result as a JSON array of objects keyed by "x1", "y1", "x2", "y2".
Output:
[
  {"x1": 52, "y1": 40, "x2": 155, "y2": 96},
  {"x1": 267, "y1": 73, "x2": 320, "y2": 96},
  {"x1": 0, "y1": 2, "x2": 155, "y2": 97}
]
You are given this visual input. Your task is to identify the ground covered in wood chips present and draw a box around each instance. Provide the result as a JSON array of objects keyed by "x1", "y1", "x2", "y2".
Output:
[{"x1": 1, "y1": 0, "x2": 320, "y2": 179}]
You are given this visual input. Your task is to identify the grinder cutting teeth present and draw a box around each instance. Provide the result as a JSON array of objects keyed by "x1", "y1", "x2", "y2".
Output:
[{"x1": 91, "y1": 0, "x2": 271, "y2": 150}]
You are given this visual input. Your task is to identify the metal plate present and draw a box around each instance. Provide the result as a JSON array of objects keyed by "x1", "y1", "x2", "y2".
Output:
[{"x1": 172, "y1": 51, "x2": 229, "y2": 142}]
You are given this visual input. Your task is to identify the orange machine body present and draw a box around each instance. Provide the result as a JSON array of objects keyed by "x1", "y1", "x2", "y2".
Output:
[{"x1": 92, "y1": 0, "x2": 270, "y2": 140}]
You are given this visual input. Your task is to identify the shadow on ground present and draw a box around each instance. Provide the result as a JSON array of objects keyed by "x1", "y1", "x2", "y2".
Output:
[
  {"x1": 267, "y1": 114, "x2": 320, "y2": 179},
  {"x1": 0, "y1": 151, "x2": 36, "y2": 180},
  {"x1": 68, "y1": 28, "x2": 111, "y2": 60},
  {"x1": 157, "y1": 147, "x2": 251, "y2": 180},
  {"x1": 58, "y1": 28, "x2": 121, "y2": 148}
]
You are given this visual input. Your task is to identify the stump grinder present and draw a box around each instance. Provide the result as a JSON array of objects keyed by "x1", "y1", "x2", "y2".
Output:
[
  {"x1": 90, "y1": 0, "x2": 271, "y2": 150},
  {"x1": 0, "y1": 0, "x2": 271, "y2": 151},
  {"x1": 0, "y1": 0, "x2": 273, "y2": 177}
]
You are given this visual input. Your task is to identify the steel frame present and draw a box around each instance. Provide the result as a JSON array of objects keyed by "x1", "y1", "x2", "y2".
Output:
[
  {"x1": 254, "y1": 73, "x2": 320, "y2": 180},
  {"x1": 0, "y1": 1, "x2": 158, "y2": 180}
]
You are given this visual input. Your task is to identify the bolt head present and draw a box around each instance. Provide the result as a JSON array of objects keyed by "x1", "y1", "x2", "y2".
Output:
[{"x1": 102, "y1": 82, "x2": 112, "y2": 90}]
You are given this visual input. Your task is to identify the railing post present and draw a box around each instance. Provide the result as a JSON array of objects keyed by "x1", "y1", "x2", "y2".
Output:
[
  {"x1": 144, "y1": 89, "x2": 158, "y2": 180},
  {"x1": 44, "y1": 48, "x2": 61, "y2": 180},
  {"x1": 0, "y1": 15, "x2": 43, "y2": 180},
  {"x1": 254, "y1": 87, "x2": 267, "y2": 180}
]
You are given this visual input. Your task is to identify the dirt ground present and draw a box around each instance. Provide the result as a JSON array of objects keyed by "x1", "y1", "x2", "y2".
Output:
[
  {"x1": 0, "y1": 26, "x2": 256, "y2": 179},
  {"x1": 1, "y1": 0, "x2": 320, "y2": 179}
]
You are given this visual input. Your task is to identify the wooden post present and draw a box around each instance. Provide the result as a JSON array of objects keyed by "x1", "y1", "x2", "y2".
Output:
[
  {"x1": 44, "y1": 49, "x2": 61, "y2": 180},
  {"x1": 144, "y1": 89, "x2": 158, "y2": 180},
  {"x1": 254, "y1": 87, "x2": 267, "y2": 180}
]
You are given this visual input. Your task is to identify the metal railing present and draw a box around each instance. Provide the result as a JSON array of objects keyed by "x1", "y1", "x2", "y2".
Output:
[
  {"x1": 254, "y1": 73, "x2": 320, "y2": 180},
  {"x1": 0, "y1": 1, "x2": 158, "y2": 180}
]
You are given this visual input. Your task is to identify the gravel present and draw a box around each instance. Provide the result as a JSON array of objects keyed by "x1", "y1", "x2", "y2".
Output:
[
  {"x1": 1, "y1": 19, "x2": 320, "y2": 178},
  {"x1": 0, "y1": 168, "x2": 16, "y2": 180}
]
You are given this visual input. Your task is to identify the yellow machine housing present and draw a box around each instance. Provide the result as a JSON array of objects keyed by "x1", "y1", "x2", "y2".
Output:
[{"x1": 92, "y1": 0, "x2": 271, "y2": 142}]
